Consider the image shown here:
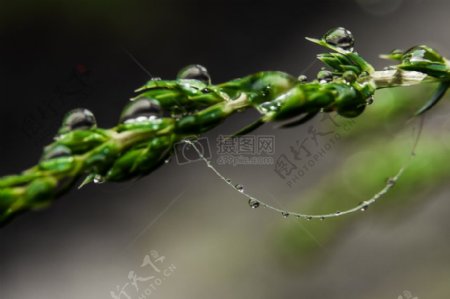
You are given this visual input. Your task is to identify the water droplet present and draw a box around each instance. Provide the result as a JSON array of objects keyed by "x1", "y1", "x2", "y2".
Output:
[
  {"x1": 323, "y1": 27, "x2": 355, "y2": 52},
  {"x1": 281, "y1": 211, "x2": 290, "y2": 218},
  {"x1": 164, "y1": 156, "x2": 171, "y2": 164},
  {"x1": 360, "y1": 205, "x2": 369, "y2": 212},
  {"x1": 260, "y1": 85, "x2": 272, "y2": 97},
  {"x1": 41, "y1": 144, "x2": 71, "y2": 161},
  {"x1": 93, "y1": 174, "x2": 105, "y2": 184},
  {"x1": 59, "y1": 108, "x2": 96, "y2": 134},
  {"x1": 248, "y1": 199, "x2": 260, "y2": 209},
  {"x1": 120, "y1": 98, "x2": 162, "y2": 123},
  {"x1": 259, "y1": 101, "x2": 280, "y2": 113},
  {"x1": 298, "y1": 75, "x2": 308, "y2": 82},
  {"x1": 387, "y1": 178, "x2": 396, "y2": 187},
  {"x1": 320, "y1": 216, "x2": 325, "y2": 221},
  {"x1": 359, "y1": 71, "x2": 370, "y2": 79},
  {"x1": 335, "y1": 211, "x2": 341, "y2": 216},
  {"x1": 317, "y1": 70, "x2": 333, "y2": 83},
  {"x1": 177, "y1": 64, "x2": 211, "y2": 85},
  {"x1": 390, "y1": 49, "x2": 403, "y2": 55},
  {"x1": 403, "y1": 45, "x2": 444, "y2": 64},
  {"x1": 383, "y1": 66, "x2": 397, "y2": 71},
  {"x1": 366, "y1": 96, "x2": 374, "y2": 105},
  {"x1": 235, "y1": 184, "x2": 244, "y2": 192},
  {"x1": 342, "y1": 70, "x2": 357, "y2": 83},
  {"x1": 306, "y1": 216, "x2": 312, "y2": 221},
  {"x1": 226, "y1": 178, "x2": 232, "y2": 184}
]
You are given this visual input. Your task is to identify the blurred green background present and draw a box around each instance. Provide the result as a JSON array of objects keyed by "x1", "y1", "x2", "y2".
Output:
[{"x1": 1, "y1": 0, "x2": 450, "y2": 298}]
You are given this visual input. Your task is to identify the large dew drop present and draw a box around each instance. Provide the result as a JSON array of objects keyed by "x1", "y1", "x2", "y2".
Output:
[
  {"x1": 402, "y1": 45, "x2": 444, "y2": 64},
  {"x1": 177, "y1": 64, "x2": 211, "y2": 85},
  {"x1": 323, "y1": 27, "x2": 355, "y2": 52},
  {"x1": 41, "y1": 144, "x2": 72, "y2": 161},
  {"x1": 120, "y1": 98, "x2": 162, "y2": 124},
  {"x1": 59, "y1": 108, "x2": 97, "y2": 134}
]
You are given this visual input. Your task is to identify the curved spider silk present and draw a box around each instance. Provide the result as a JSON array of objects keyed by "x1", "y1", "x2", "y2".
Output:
[{"x1": 0, "y1": 27, "x2": 449, "y2": 225}]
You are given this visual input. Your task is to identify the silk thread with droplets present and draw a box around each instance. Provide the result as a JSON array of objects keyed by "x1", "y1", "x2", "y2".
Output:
[{"x1": 182, "y1": 120, "x2": 420, "y2": 220}]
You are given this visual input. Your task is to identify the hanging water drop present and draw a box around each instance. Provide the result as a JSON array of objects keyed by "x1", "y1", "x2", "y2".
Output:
[
  {"x1": 93, "y1": 174, "x2": 105, "y2": 184},
  {"x1": 360, "y1": 205, "x2": 369, "y2": 212},
  {"x1": 387, "y1": 177, "x2": 396, "y2": 187},
  {"x1": 366, "y1": 96, "x2": 374, "y2": 105},
  {"x1": 323, "y1": 27, "x2": 355, "y2": 52},
  {"x1": 320, "y1": 216, "x2": 325, "y2": 221},
  {"x1": 59, "y1": 108, "x2": 97, "y2": 135},
  {"x1": 177, "y1": 64, "x2": 211, "y2": 85},
  {"x1": 306, "y1": 216, "x2": 312, "y2": 221},
  {"x1": 281, "y1": 211, "x2": 290, "y2": 218},
  {"x1": 226, "y1": 178, "x2": 232, "y2": 184},
  {"x1": 235, "y1": 184, "x2": 244, "y2": 192},
  {"x1": 335, "y1": 211, "x2": 341, "y2": 216},
  {"x1": 120, "y1": 98, "x2": 162, "y2": 123},
  {"x1": 248, "y1": 199, "x2": 260, "y2": 209}
]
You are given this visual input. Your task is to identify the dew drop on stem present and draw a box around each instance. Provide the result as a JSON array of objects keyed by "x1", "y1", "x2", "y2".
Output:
[
  {"x1": 317, "y1": 70, "x2": 333, "y2": 83},
  {"x1": 59, "y1": 108, "x2": 97, "y2": 135},
  {"x1": 120, "y1": 98, "x2": 162, "y2": 124},
  {"x1": 41, "y1": 145, "x2": 72, "y2": 161},
  {"x1": 323, "y1": 27, "x2": 355, "y2": 52},
  {"x1": 403, "y1": 45, "x2": 444, "y2": 64},
  {"x1": 298, "y1": 75, "x2": 308, "y2": 82},
  {"x1": 177, "y1": 64, "x2": 211, "y2": 85}
]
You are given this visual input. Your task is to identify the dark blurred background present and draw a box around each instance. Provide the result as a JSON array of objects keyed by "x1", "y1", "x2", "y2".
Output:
[{"x1": 1, "y1": 0, "x2": 450, "y2": 298}]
